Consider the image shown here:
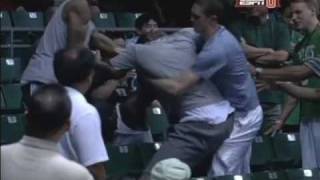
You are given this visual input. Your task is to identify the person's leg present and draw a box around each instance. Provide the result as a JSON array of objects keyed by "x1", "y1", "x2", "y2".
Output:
[
  {"x1": 300, "y1": 118, "x2": 320, "y2": 169},
  {"x1": 208, "y1": 106, "x2": 263, "y2": 177},
  {"x1": 141, "y1": 117, "x2": 234, "y2": 179}
]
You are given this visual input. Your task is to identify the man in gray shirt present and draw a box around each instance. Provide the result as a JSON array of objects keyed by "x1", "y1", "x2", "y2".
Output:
[{"x1": 108, "y1": 28, "x2": 235, "y2": 177}]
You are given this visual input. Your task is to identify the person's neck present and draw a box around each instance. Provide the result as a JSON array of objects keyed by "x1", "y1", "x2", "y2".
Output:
[
  {"x1": 71, "y1": 83, "x2": 87, "y2": 94},
  {"x1": 306, "y1": 18, "x2": 319, "y2": 33},
  {"x1": 203, "y1": 24, "x2": 221, "y2": 41}
]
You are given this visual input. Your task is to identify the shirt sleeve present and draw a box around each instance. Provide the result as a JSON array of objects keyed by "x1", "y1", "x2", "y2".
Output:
[
  {"x1": 110, "y1": 45, "x2": 136, "y2": 70},
  {"x1": 304, "y1": 39, "x2": 320, "y2": 77},
  {"x1": 305, "y1": 57, "x2": 320, "y2": 77},
  {"x1": 72, "y1": 108, "x2": 109, "y2": 166},
  {"x1": 192, "y1": 47, "x2": 228, "y2": 79}
]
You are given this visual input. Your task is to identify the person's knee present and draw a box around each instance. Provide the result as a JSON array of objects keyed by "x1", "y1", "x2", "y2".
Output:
[{"x1": 150, "y1": 158, "x2": 191, "y2": 180}]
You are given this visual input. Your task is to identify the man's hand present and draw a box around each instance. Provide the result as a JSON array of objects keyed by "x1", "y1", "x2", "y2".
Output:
[
  {"x1": 255, "y1": 80, "x2": 279, "y2": 92},
  {"x1": 264, "y1": 120, "x2": 284, "y2": 136}
]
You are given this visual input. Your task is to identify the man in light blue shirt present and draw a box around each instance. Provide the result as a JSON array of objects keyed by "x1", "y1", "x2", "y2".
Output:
[{"x1": 148, "y1": 0, "x2": 263, "y2": 177}]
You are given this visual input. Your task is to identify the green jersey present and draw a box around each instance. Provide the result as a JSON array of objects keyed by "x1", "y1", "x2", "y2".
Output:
[
  {"x1": 229, "y1": 14, "x2": 291, "y2": 104},
  {"x1": 292, "y1": 25, "x2": 320, "y2": 119}
]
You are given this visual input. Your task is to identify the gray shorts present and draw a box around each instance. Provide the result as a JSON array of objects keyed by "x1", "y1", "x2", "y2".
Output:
[
  {"x1": 142, "y1": 114, "x2": 234, "y2": 175},
  {"x1": 300, "y1": 118, "x2": 320, "y2": 169}
]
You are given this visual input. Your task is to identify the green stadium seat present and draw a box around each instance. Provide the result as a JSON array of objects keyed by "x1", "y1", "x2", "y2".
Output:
[
  {"x1": 250, "y1": 136, "x2": 275, "y2": 171},
  {"x1": 251, "y1": 171, "x2": 287, "y2": 180},
  {"x1": 1, "y1": 58, "x2": 22, "y2": 83},
  {"x1": 1, "y1": 114, "x2": 26, "y2": 144},
  {"x1": 115, "y1": 12, "x2": 141, "y2": 27},
  {"x1": 138, "y1": 142, "x2": 161, "y2": 167},
  {"x1": 11, "y1": 11, "x2": 44, "y2": 44},
  {"x1": 1, "y1": 84, "x2": 24, "y2": 113},
  {"x1": 214, "y1": 174, "x2": 252, "y2": 180},
  {"x1": 93, "y1": 12, "x2": 116, "y2": 28},
  {"x1": 286, "y1": 169, "x2": 320, "y2": 180},
  {"x1": 0, "y1": 11, "x2": 12, "y2": 45},
  {"x1": 146, "y1": 105, "x2": 169, "y2": 141},
  {"x1": 14, "y1": 47, "x2": 34, "y2": 68},
  {"x1": 1, "y1": 91, "x2": 6, "y2": 110},
  {"x1": 11, "y1": 11, "x2": 44, "y2": 28},
  {"x1": 0, "y1": 11, "x2": 12, "y2": 28},
  {"x1": 0, "y1": 48, "x2": 11, "y2": 58},
  {"x1": 271, "y1": 133, "x2": 301, "y2": 169},
  {"x1": 105, "y1": 144, "x2": 144, "y2": 178}
]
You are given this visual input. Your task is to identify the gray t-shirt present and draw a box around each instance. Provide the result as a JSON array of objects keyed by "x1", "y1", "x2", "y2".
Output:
[
  {"x1": 192, "y1": 26, "x2": 259, "y2": 115},
  {"x1": 111, "y1": 28, "x2": 234, "y2": 123},
  {"x1": 21, "y1": 0, "x2": 95, "y2": 84}
]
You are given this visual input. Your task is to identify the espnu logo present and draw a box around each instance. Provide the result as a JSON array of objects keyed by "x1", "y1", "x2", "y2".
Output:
[{"x1": 235, "y1": 0, "x2": 281, "y2": 8}]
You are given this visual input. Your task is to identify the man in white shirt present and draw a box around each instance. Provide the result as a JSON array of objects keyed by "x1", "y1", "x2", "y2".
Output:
[
  {"x1": 1, "y1": 84, "x2": 93, "y2": 180},
  {"x1": 53, "y1": 47, "x2": 109, "y2": 180}
]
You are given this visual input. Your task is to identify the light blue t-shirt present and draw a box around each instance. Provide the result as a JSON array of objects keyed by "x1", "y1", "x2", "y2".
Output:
[{"x1": 193, "y1": 26, "x2": 259, "y2": 114}]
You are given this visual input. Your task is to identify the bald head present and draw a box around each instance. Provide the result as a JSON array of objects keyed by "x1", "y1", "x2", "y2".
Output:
[{"x1": 26, "y1": 84, "x2": 71, "y2": 138}]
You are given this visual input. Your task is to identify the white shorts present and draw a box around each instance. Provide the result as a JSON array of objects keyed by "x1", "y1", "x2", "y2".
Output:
[{"x1": 208, "y1": 105, "x2": 263, "y2": 177}]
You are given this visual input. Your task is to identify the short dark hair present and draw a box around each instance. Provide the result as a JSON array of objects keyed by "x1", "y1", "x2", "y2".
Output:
[
  {"x1": 25, "y1": 84, "x2": 71, "y2": 138},
  {"x1": 194, "y1": 0, "x2": 224, "y2": 19},
  {"x1": 291, "y1": 0, "x2": 320, "y2": 16},
  {"x1": 54, "y1": 47, "x2": 95, "y2": 86},
  {"x1": 135, "y1": 13, "x2": 158, "y2": 30}
]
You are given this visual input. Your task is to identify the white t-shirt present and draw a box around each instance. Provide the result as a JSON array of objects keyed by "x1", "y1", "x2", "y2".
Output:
[
  {"x1": 59, "y1": 87, "x2": 109, "y2": 166},
  {"x1": 1, "y1": 136, "x2": 93, "y2": 180}
]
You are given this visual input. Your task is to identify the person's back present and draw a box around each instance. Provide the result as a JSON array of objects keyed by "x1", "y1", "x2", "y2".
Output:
[
  {"x1": 1, "y1": 84, "x2": 93, "y2": 180},
  {"x1": 1, "y1": 137, "x2": 93, "y2": 180},
  {"x1": 21, "y1": 0, "x2": 95, "y2": 84}
]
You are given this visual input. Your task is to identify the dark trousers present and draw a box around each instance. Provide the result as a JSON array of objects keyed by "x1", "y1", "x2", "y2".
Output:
[{"x1": 142, "y1": 114, "x2": 234, "y2": 177}]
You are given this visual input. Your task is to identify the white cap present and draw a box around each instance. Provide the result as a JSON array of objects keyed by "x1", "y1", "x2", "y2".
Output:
[{"x1": 150, "y1": 158, "x2": 192, "y2": 180}]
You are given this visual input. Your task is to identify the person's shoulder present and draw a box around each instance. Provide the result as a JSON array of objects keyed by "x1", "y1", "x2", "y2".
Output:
[
  {"x1": 1, "y1": 143, "x2": 18, "y2": 154},
  {"x1": 219, "y1": 27, "x2": 242, "y2": 47},
  {"x1": 63, "y1": 0, "x2": 89, "y2": 14},
  {"x1": 52, "y1": 156, "x2": 93, "y2": 180}
]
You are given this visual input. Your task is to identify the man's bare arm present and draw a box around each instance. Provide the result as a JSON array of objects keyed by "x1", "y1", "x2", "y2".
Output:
[
  {"x1": 264, "y1": 95, "x2": 298, "y2": 135},
  {"x1": 256, "y1": 65, "x2": 314, "y2": 81},
  {"x1": 91, "y1": 32, "x2": 121, "y2": 58},
  {"x1": 64, "y1": 0, "x2": 91, "y2": 48},
  {"x1": 87, "y1": 163, "x2": 106, "y2": 180},
  {"x1": 147, "y1": 71, "x2": 200, "y2": 96},
  {"x1": 242, "y1": 43, "x2": 274, "y2": 59},
  {"x1": 277, "y1": 82, "x2": 320, "y2": 100},
  {"x1": 255, "y1": 50, "x2": 289, "y2": 63}
]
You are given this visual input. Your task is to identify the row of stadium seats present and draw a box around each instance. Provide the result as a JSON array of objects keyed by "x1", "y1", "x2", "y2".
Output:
[
  {"x1": 0, "y1": 112, "x2": 302, "y2": 172},
  {"x1": 0, "y1": 10, "x2": 140, "y2": 29},
  {"x1": 209, "y1": 168, "x2": 320, "y2": 180},
  {"x1": 0, "y1": 104, "x2": 169, "y2": 144}
]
